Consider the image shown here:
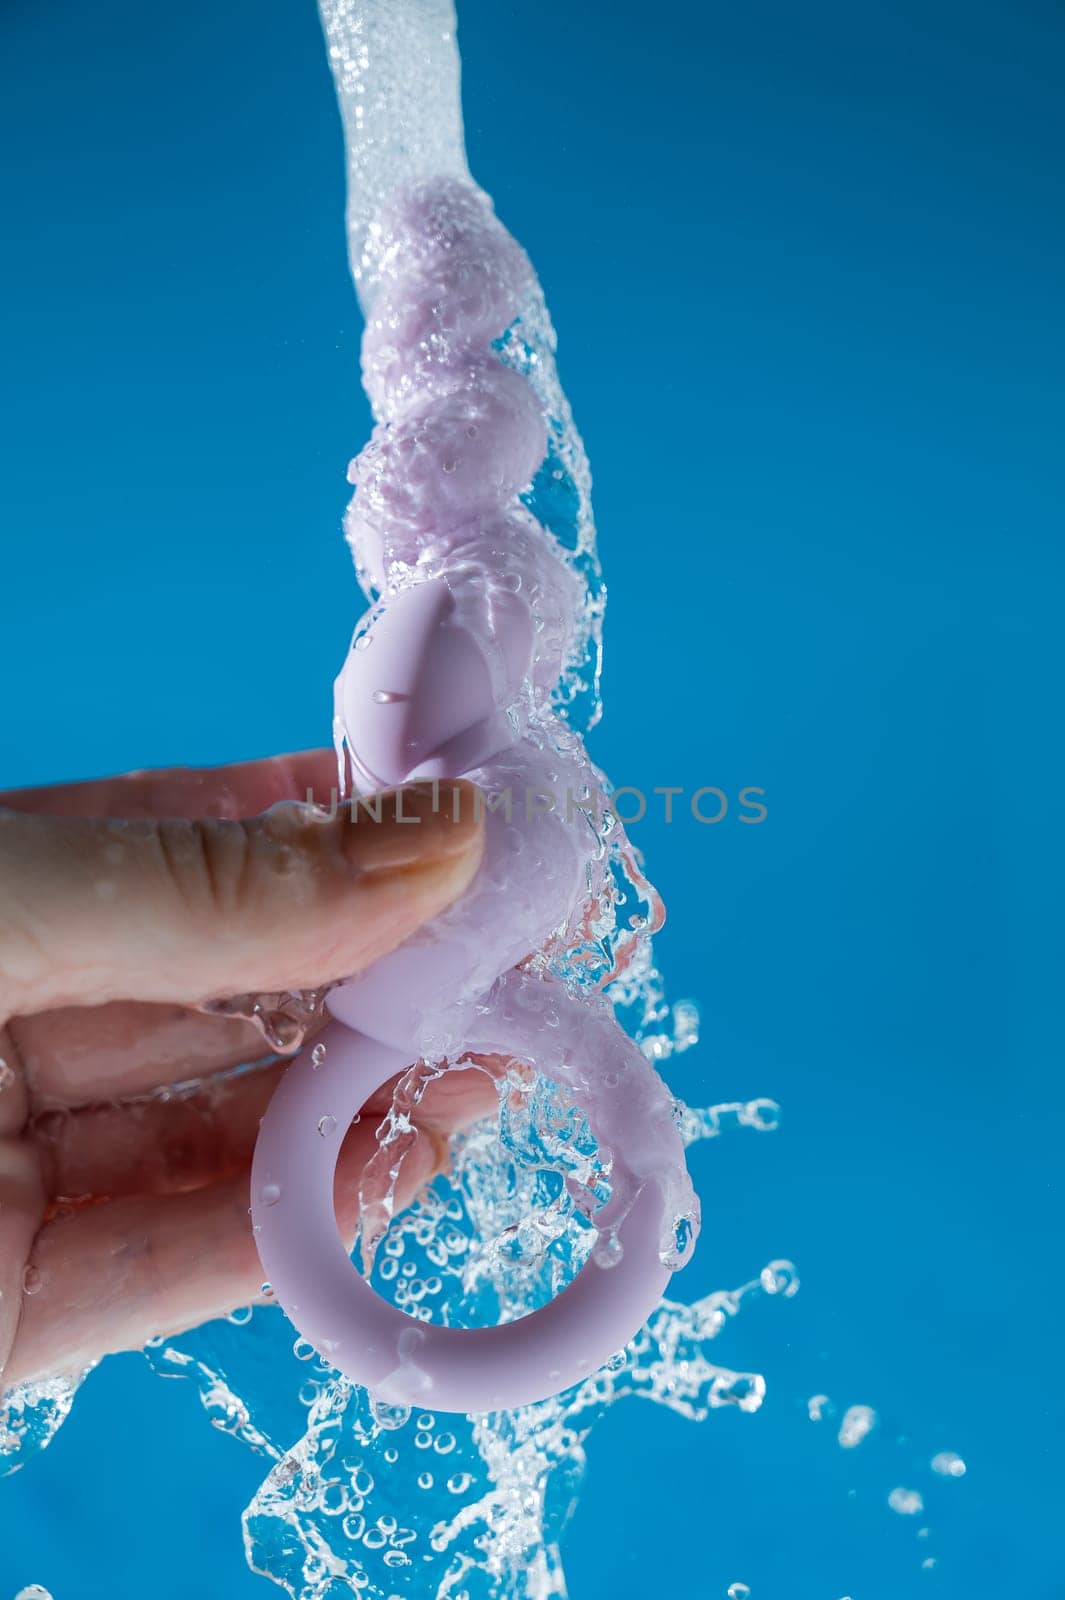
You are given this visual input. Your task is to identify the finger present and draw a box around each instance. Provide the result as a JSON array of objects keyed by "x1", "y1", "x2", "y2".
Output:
[
  {"x1": 361, "y1": 1055, "x2": 504, "y2": 1126},
  {"x1": 38, "y1": 1059, "x2": 502, "y2": 1204},
  {"x1": 0, "y1": 1136, "x2": 46, "y2": 1372},
  {"x1": 10, "y1": 1001, "x2": 272, "y2": 1110},
  {"x1": 34, "y1": 1059, "x2": 285, "y2": 1203},
  {"x1": 0, "y1": 750, "x2": 340, "y2": 822},
  {"x1": 4, "y1": 1115, "x2": 442, "y2": 1388},
  {"x1": 0, "y1": 1026, "x2": 31, "y2": 1138},
  {"x1": 0, "y1": 780, "x2": 483, "y2": 1018}
]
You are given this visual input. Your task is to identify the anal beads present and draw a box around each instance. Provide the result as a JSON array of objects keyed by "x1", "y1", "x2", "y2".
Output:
[{"x1": 251, "y1": 178, "x2": 699, "y2": 1414}]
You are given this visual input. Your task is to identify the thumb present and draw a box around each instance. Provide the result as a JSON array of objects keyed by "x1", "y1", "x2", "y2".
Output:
[{"x1": 0, "y1": 780, "x2": 482, "y2": 1019}]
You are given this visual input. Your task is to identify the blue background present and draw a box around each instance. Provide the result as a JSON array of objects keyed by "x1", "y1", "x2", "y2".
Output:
[{"x1": 1, "y1": 0, "x2": 1062, "y2": 1595}]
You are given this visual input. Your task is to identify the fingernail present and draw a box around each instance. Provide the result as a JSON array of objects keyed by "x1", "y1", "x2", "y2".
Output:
[{"x1": 341, "y1": 780, "x2": 483, "y2": 873}]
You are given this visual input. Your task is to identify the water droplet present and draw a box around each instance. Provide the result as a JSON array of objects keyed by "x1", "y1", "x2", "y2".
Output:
[
  {"x1": 260, "y1": 1182, "x2": 281, "y2": 1207},
  {"x1": 659, "y1": 1213, "x2": 695, "y2": 1269},
  {"x1": 441, "y1": 458, "x2": 458, "y2": 473},
  {"x1": 22, "y1": 1265, "x2": 42, "y2": 1296},
  {"x1": 931, "y1": 1450, "x2": 966, "y2": 1478},
  {"x1": 371, "y1": 689, "x2": 407, "y2": 704},
  {"x1": 592, "y1": 1228, "x2": 623, "y2": 1269},
  {"x1": 888, "y1": 1486, "x2": 924, "y2": 1516},
  {"x1": 838, "y1": 1404, "x2": 877, "y2": 1449},
  {"x1": 318, "y1": 1114, "x2": 338, "y2": 1138},
  {"x1": 0, "y1": 1058, "x2": 14, "y2": 1091},
  {"x1": 370, "y1": 1398, "x2": 411, "y2": 1431},
  {"x1": 760, "y1": 1258, "x2": 799, "y2": 1297},
  {"x1": 742, "y1": 1096, "x2": 781, "y2": 1132},
  {"x1": 311, "y1": 1042, "x2": 327, "y2": 1069},
  {"x1": 671, "y1": 999, "x2": 700, "y2": 1051}
]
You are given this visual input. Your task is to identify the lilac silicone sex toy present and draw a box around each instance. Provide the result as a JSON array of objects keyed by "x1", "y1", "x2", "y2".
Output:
[{"x1": 250, "y1": 96, "x2": 699, "y2": 1416}]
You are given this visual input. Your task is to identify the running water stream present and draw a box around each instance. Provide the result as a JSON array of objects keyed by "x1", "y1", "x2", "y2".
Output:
[{"x1": 0, "y1": 3, "x2": 967, "y2": 1595}]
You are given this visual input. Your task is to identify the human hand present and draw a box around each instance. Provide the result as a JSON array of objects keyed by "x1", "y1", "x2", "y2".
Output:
[{"x1": 0, "y1": 752, "x2": 493, "y2": 1390}]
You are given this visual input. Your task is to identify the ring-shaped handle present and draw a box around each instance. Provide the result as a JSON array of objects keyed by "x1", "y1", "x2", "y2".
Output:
[{"x1": 251, "y1": 1016, "x2": 671, "y2": 1414}]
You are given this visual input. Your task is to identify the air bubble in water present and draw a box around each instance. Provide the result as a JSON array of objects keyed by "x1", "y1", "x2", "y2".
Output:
[
  {"x1": 888, "y1": 1487, "x2": 925, "y2": 1516},
  {"x1": 318, "y1": 1114, "x2": 339, "y2": 1138},
  {"x1": 15, "y1": 1588, "x2": 53, "y2": 1600},
  {"x1": 727, "y1": 1584, "x2": 751, "y2": 1599},
  {"x1": 931, "y1": 1450, "x2": 966, "y2": 1477},
  {"x1": 0, "y1": 1057, "x2": 14, "y2": 1091},
  {"x1": 311, "y1": 1042, "x2": 327, "y2": 1068}
]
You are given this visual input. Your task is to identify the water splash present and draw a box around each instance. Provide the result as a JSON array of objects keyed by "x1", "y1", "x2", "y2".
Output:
[
  {"x1": 145, "y1": 1089, "x2": 780, "y2": 1599},
  {"x1": 0, "y1": 1373, "x2": 84, "y2": 1477},
  {"x1": 0, "y1": 2, "x2": 971, "y2": 1595},
  {"x1": 200, "y1": 988, "x2": 328, "y2": 1053}
]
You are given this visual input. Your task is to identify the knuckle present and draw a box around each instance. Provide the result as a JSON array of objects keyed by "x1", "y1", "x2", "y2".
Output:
[{"x1": 154, "y1": 817, "x2": 256, "y2": 926}]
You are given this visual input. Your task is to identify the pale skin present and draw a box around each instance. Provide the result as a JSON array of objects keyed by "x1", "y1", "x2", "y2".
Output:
[{"x1": 0, "y1": 753, "x2": 497, "y2": 1391}]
